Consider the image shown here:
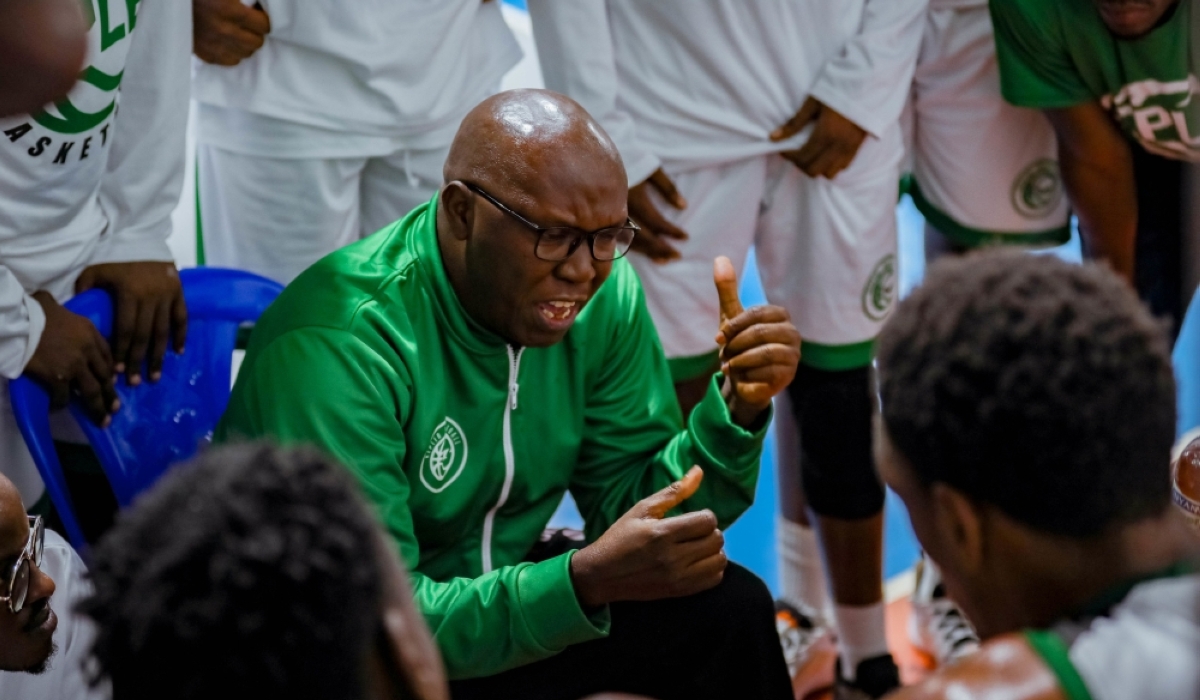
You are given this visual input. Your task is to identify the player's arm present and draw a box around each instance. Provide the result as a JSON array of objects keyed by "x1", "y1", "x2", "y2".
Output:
[
  {"x1": 85, "y1": 0, "x2": 192, "y2": 386},
  {"x1": 216, "y1": 329, "x2": 609, "y2": 680},
  {"x1": 775, "y1": 0, "x2": 928, "y2": 178},
  {"x1": 889, "y1": 634, "x2": 1068, "y2": 700},
  {"x1": 1045, "y1": 103, "x2": 1138, "y2": 282}
]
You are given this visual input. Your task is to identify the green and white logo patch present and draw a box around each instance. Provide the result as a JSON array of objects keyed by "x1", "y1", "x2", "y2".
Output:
[
  {"x1": 1010, "y1": 158, "x2": 1064, "y2": 220},
  {"x1": 862, "y1": 254, "x2": 896, "y2": 322},
  {"x1": 420, "y1": 417, "x2": 469, "y2": 493}
]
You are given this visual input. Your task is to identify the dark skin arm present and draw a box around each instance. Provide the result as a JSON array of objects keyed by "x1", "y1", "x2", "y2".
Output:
[
  {"x1": 74, "y1": 261, "x2": 188, "y2": 387},
  {"x1": 193, "y1": 0, "x2": 270, "y2": 66},
  {"x1": 1045, "y1": 102, "x2": 1138, "y2": 283},
  {"x1": 772, "y1": 96, "x2": 869, "y2": 180},
  {"x1": 888, "y1": 634, "x2": 1067, "y2": 700},
  {"x1": 627, "y1": 168, "x2": 689, "y2": 263}
]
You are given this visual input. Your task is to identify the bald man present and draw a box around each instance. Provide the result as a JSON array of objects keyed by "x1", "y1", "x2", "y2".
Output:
[
  {"x1": 0, "y1": 472, "x2": 105, "y2": 699},
  {"x1": 217, "y1": 90, "x2": 797, "y2": 700}
]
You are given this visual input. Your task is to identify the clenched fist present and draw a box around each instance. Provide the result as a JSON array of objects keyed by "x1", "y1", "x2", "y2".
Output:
[
  {"x1": 712, "y1": 256, "x2": 801, "y2": 429},
  {"x1": 570, "y1": 468, "x2": 727, "y2": 607}
]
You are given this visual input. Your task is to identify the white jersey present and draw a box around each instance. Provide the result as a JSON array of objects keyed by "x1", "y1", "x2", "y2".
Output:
[
  {"x1": 192, "y1": 0, "x2": 522, "y2": 154},
  {"x1": 0, "y1": 530, "x2": 109, "y2": 700},
  {"x1": 0, "y1": 0, "x2": 190, "y2": 380},
  {"x1": 528, "y1": 0, "x2": 928, "y2": 184},
  {"x1": 1034, "y1": 571, "x2": 1200, "y2": 700}
]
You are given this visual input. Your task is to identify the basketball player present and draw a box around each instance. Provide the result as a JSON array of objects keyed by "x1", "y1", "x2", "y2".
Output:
[
  {"x1": 191, "y1": 0, "x2": 522, "y2": 283},
  {"x1": 528, "y1": 2, "x2": 927, "y2": 696},
  {"x1": 903, "y1": 0, "x2": 1077, "y2": 667},
  {"x1": 0, "y1": 0, "x2": 190, "y2": 517},
  {"x1": 878, "y1": 251, "x2": 1200, "y2": 700},
  {"x1": 991, "y1": 0, "x2": 1199, "y2": 337}
]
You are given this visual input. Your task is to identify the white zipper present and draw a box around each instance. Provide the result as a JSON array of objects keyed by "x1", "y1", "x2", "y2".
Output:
[{"x1": 481, "y1": 345, "x2": 523, "y2": 573}]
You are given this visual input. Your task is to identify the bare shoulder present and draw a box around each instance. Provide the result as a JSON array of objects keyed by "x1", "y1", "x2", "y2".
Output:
[{"x1": 888, "y1": 634, "x2": 1067, "y2": 700}]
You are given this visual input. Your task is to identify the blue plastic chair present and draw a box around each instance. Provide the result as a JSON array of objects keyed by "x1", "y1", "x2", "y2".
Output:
[
  {"x1": 1175, "y1": 286, "x2": 1200, "y2": 439},
  {"x1": 9, "y1": 268, "x2": 283, "y2": 551}
]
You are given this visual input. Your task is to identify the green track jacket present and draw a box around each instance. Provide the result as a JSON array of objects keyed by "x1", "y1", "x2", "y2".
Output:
[{"x1": 215, "y1": 196, "x2": 768, "y2": 679}]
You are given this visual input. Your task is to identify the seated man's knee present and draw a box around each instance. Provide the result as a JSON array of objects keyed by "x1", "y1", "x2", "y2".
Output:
[{"x1": 786, "y1": 365, "x2": 884, "y2": 520}]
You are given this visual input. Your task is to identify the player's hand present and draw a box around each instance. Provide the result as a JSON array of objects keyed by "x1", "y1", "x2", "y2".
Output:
[
  {"x1": 713, "y1": 256, "x2": 800, "y2": 429},
  {"x1": 627, "y1": 168, "x2": 689, "y2": 264},
  {"x1": 24, "y1": 292, "x2": 119, "y2": 426},
  {"x1": 75, "y1": 262, "x2": 187, "y2": 387},
  {"x1": 193, "y1": 0, "x2": 270, "y2": 66},
  {"x1": 570, "y1": 467, "x2": 727, "y2": 607},
  {"x1": 772, "y1": 97, "x2": 868, "y2": 180}
]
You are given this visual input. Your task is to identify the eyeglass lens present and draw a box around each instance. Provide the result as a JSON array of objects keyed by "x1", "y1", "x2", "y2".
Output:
[
  {"x1": 10, "y1": 559, "x2": 29, "y2": 612},
  {"x1": 535, "y1": 227, "x2": 637, "y2": 261}
]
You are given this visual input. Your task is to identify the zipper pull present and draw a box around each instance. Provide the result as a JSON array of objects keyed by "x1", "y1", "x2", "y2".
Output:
[{"x1": 509, "y1": 381, "x2": 519, "y2": 410}]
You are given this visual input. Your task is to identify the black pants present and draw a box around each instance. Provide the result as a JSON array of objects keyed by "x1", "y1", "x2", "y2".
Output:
[
  {"x1": 449, "y1": 563, "x2": 793, "y2": 700},
  {"x1": 1130, "y1": 144, "x2": 1187, "y2": 340}
]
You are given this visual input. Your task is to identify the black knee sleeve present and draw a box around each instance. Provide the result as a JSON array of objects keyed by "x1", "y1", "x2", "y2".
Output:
[{"x1": 785, "y1": 364, "x2": 884, "y2": 520}]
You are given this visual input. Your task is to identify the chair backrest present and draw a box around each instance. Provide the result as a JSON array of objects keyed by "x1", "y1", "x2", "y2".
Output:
[
  {"x1": 1174, "y1": 286, "x2": 1200, "y2": 439},
  {"x1": 9, "y1": 268, "x2": 282, "y2": 551}
]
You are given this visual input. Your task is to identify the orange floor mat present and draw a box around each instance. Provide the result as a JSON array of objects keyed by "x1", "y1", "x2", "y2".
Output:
[{"x1": 800, "y1": 596, "x2": 933, "y2": 700}]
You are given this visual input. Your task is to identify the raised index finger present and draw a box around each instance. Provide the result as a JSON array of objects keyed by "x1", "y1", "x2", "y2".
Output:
[{"x1": 713, "y1": 256, "x2": 743, "y2": 323}]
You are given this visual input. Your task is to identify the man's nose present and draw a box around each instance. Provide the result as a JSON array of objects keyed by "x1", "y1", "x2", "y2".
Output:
[
  {"x1": 27, "y1": 563, "x2": 55, "y2": 603},
  {"x1": 554, "y1": 241, "x2": 598, "y2": 284}
]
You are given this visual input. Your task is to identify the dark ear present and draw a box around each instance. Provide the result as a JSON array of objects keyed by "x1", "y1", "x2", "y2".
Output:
[
  {"x1": 372, "y1": 530, "x2": 450, "y2": 700},
  {"x1": 930, "y1": 482, "x2": 986, "y2": 576},
  {"x1": 439, "y1": 181, "x2": 476, "y2": 242}
]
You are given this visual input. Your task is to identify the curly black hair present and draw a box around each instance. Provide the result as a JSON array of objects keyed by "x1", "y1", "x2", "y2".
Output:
[
  {"x1": 79, "y1": 443, "x2": 384, "y2": 700},
  {"x1": 877, "y1": 252, "x2": 1176, "y2": 537}
]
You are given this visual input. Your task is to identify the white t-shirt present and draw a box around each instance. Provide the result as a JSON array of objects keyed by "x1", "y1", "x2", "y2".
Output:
[
  {"x1": 1040, "y1": 572, "x2": 1200, "y2": 700},
  {"x1": 528, "y1": 0, "x2": 928, "y2": 184},
  {"x1": 192, "y1": 0, "x2": 523, "y2": 158},
  {"x1": 0, "y1": 0, "x2": 190, "y2": 379},
  {"x1": 0, "y1": 530, "x2": 110, "y2": 700}
]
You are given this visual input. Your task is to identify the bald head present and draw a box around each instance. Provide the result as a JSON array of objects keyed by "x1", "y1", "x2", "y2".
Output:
[
  {"x1": 444, "y1": 89, "x2": 625, "y2": 206},
  {"x1": 0, "y1": 473, "x2": 22, "y2": 543},
  {"x1": 436, "y1": 90, "x2": 631, "y2": 348}
]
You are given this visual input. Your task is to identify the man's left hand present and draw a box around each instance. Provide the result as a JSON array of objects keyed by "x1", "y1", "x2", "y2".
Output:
[
  {"x1": 75, "y1": 262, "x2": 187, "y2": 387},
  {"x1": 771, "y1": 96, "x2": 868, "y2": 180},
  {"x1": 712, "y1": 256, "x2": 801, "y2": 429}
]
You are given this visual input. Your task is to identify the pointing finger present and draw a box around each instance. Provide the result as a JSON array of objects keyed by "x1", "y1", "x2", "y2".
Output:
[
  {"x1": 642, "y1": 466, "x2": 704, "y2": 519},
  {"x1": 713, "y1": 256, "x2": 743, "y2": 323}
]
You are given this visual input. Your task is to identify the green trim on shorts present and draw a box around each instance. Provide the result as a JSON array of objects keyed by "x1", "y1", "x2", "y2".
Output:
[
  {"x1": 909, "y1": 178, "x2": 1071, "y2": 250},
  {"x1": 1023, "y1": 629, "x2": 1095, "y2": 700},
  {"x1": 194, "y1": 156, "x2": 206, "y2": 266},
  {"x1": 667, "y1": 350, "x2": 721, "y2": 384},
  {"x1": 801, "y1": 339, "x2": 874, "y2": 371}
]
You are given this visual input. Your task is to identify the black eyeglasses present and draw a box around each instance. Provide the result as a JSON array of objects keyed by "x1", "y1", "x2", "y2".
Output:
[
  {"x1": 1, "y1": 516, "x2": 44, "y2": 614},
  {"x1": 465, "y1": 183, "x2": 639, "y2": 262}
]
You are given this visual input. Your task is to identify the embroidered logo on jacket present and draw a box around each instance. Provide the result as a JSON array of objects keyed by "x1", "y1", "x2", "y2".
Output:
[
  {"x1": 862, "y1": 254, "x2": 896, "y2": 322},
  {"x1": 419, "y1": 417, "x2": 469, "y2": 493},
  {"x1": 1010, "y1": 158, "x2": 1064, "y2": 220}
]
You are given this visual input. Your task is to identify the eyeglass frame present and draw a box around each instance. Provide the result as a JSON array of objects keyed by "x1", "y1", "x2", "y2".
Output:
[
  {"x1": 463, "y1": 182, "x2": 640, "y2": 262},
  {"x1": 0, "y1": 515, "x2": 45, "y2": 614}
]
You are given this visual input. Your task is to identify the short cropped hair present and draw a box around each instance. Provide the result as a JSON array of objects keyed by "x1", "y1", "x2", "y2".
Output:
[
  {"x1": 877, "y1": 252, "x2": 1176, "y2": 537},
  {"x1": 80, "y1": 443, "x2": 383, "y2": 700}
]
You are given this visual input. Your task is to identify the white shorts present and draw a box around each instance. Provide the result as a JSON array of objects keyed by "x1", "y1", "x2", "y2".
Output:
[
  {"x1": 628, "y1": 125, "x2": 904, "y2": 379},
  {"x1": 197, "y1": 144, "x2": 447, "y2": 284},
  {"x1": 907, "y1": 3, "x2": 1070, "y2": 248}
]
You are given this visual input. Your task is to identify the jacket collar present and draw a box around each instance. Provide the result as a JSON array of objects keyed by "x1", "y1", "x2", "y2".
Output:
[{"x1": 410, "y1": 194, "x2": 511, "y2": 356}]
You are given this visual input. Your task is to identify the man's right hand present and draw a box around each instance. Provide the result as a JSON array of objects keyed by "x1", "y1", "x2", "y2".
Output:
[
  {"x1": 627, "y1": 168, "x2": 689, "y2": 264},
  {"x1": 193, "y1": 0, "x2": 271, "y2": 66},
  {"x1": 569, "y1": 467, "x2": 727, "y2": 608},
  {"x1": 23, "y1": 291, "x2": 119, "y2": 427}
]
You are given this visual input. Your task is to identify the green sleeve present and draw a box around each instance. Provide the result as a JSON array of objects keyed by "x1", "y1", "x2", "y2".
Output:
[
  {"x1": 216, "y1": 329, "x2": 607, "y2": 679},
  {"x1": 571, "y1": 272, "x2": 768, "y2": 542},
  {"x1": 989, "y1": 0, "x2": 1094, "y2": 109}
]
